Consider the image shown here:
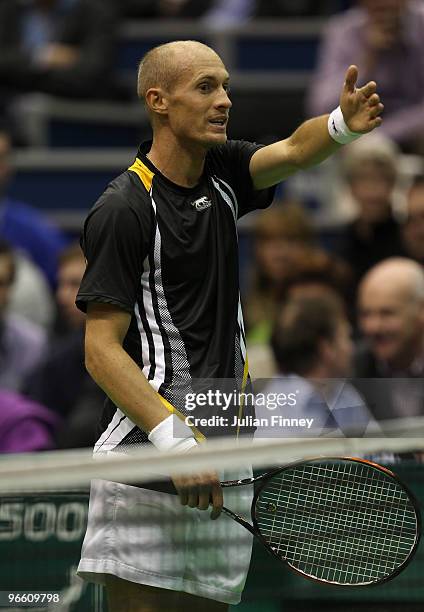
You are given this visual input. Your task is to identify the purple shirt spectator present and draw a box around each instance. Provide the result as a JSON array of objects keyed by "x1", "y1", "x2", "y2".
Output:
[
  {"x1": 307, "y1": 1, "x2": 424, "y2": 146},
  {"x1": 0, "y1": 390, "x2": 60, "y2": 452}
]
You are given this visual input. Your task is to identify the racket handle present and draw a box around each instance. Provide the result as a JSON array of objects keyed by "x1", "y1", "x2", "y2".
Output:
[
  {"x1": 221, "y1": 475, "x2": 256, "y2": 488},
  {"x1": 221, "y1": 505, "x2": 256, "y2": 535},
  {"x1": 221, "y1": 466, "x2": 281, "y2": 488}
]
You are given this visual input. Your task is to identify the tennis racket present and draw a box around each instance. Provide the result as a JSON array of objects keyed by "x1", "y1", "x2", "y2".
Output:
[{"x1": 218, "y1": 457, "x2": 421, "y2": 586}]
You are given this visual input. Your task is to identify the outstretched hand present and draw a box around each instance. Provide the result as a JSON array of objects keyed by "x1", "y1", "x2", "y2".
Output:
[{"x1": 340, "y1": 65, "x2": 384, "y2": 134}]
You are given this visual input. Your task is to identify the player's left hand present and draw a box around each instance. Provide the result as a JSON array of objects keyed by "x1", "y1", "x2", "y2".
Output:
[{"x1": 339, "y1": 65, "x2": 384, "y2": 134}]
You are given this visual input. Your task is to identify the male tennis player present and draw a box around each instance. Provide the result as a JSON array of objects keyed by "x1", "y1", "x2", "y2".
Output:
[{"x1": 76, "y1": 41, "x2": 383, "y2": 611}]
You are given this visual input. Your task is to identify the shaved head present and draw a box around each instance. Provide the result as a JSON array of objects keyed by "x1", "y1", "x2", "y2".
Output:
[
  {"x1": 137, "y1": 39, "x2": 231, "y2": 149},
  {"x1": 358, "y1": 258, "x2": 424, "y2": 366},
  {"x1": 137, "y1": 40, "x2": 222, "y2": 101},
  {"x1": 360, "y1": 257, "x2": 424, "y2": 302}
]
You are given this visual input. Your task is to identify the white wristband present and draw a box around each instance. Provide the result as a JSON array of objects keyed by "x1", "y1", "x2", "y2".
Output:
[
  {"x1": 148, "y1": 414, "x2": 197, "y2": 452},
  {"x1": 328, "y1": 106, "x2": 362, "y2": 145}
]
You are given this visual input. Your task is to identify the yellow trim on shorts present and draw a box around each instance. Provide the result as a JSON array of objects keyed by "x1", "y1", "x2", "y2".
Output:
[
  {"x1": 128, "y1": 158, "x2": 155, "y2": 192},
  {"x1": 157, "y1": 393, "x2": 206, "y2": 443}
]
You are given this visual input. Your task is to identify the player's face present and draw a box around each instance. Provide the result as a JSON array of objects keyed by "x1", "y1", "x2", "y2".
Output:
[
  {"x1": 165, "y1": 52, "x2": 232, "y2": 148},
  {"x1": 358, "y1": 283, "x2": 424, "y2": 365}
]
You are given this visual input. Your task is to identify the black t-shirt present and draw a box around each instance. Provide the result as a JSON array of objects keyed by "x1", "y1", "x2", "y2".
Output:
[{"x1": 76, "y1": 140, "x2": 275, "y2": 452}]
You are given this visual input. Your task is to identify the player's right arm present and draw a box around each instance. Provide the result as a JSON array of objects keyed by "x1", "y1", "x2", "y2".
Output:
[
  {"x1": 85, "y1": 301, "x2": 170, "y2": 432},
  {"x1": 84, "y1": 301, "x2": 223, "y2": 518}
]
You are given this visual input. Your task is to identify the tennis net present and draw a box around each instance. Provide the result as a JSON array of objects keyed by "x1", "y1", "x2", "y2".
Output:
[{"x1": 0, "y1": 419, "x2": 424, "y2": 612}]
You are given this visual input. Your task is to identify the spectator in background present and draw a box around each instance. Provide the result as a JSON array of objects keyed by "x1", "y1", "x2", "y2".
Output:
[
  {"x1": 0, "y1": 390, "x2": 60, "y2": 453},
  {"x1": 25, "y1": 243, "x2": 104, "y2": 448},
  {"x1": 245, "y1": 206, "x2": 353, "y2": 378},
  {"x1": 7, "y1": 253, "x2": 55, "y2": 330},
  {"x1": 0, "y1": 240, "x2": 47, "y2": 392},
  {"x1": 0, "y1": 0, "x2": 118, "y2": 101},
  {"x1": 336, "y1": 135, "x2": 405, "y2": 289},
  {"x1": 255, "y1": 292, "x2": 376, "y2": 439},
  {"x1": 307, "y1": 0, "x2": 424, "y2": 150},
  {"x1": 245, "y1": 202, "x2": 317, "y2": 345},
  {"x1": 355, "y1": 257, "x2": 424, "y2": 420},
  {"x1": 401, "y1": 175, "x2": 424, "y2": 265},
  {"x1": 54, "y1": 241, "x2": 87, "y2": 335},
  {"x1": 0, "y1": 125, "x2": 55, "y2": 329},
  {"x1": 0, "y1": 126, "x2": 67, "y2": 289},
  {"x1": 280, "y1": 247, "x2": 353, "y2": 306}
]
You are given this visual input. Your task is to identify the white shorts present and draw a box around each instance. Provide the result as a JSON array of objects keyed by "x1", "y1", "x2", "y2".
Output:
[{"x1": 77, "y1": 468, "x2": 253, "y2": 605}]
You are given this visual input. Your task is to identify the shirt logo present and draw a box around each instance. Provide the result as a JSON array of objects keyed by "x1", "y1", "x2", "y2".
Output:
[{"x1": 191, "y1": 196, "x2": 212, "y2": 211}]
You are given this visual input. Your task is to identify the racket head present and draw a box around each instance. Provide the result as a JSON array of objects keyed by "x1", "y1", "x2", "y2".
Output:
[{"x1": 251, "y1": 457, "x2": 421, "y2": 586}]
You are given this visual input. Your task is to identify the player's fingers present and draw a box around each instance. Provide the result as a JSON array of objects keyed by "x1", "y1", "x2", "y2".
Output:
[
  {"x1": 185, "y1": 476, "x2": 202, "y2": 508},
  {"x1": 179, "y1": 490, "x2": 189, "y2": 505},
  {"x1": 344, "y1": 65, "x2": 358, "y2": 93},
  {"x1": 174, "y1": 476, "x2": 190, "y2": 506},
  {"x1": 371, "y1": 116, "x2": 383, "y2": 129},
  {"x1": 196, "y1": 473, "x2": 219, "y2": 511},
  {"x1": 209, "y1": 481, "x2": 224, "y2": 520},
  {"x1": 360, "y1": 80, "x2": 377, "y2": 98},
  {"x1": 190, "y1": 473, "x2": 213, "y2": 508},
  {"x1": 187, "y1": 486, "x2": 199, "y2": 508},
  {"x1": 368, "y1": 93, "x2": 380, "y2": 107},
  {"x1": 197, "y1": 485, "x2": 211, "y2": 511},
  {"x1": 370, "y1": 103, "x2": 384, "y2": 118}
]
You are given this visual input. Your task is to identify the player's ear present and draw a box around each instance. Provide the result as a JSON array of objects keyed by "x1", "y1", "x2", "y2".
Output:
[{"x1": 145, "y1": 87, "x2": 169, "y2": 115}]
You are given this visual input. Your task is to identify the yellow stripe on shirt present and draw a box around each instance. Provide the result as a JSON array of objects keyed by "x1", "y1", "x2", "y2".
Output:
[
  {"x1": 128, "y1": 158, "x2": 155, "y2": 192},
  {"x1": 236, "y1": 356, "x2": 250, "y2": 439},
  {"x1": 157, "y1": 393, "x2": 206, "y2": 443}
]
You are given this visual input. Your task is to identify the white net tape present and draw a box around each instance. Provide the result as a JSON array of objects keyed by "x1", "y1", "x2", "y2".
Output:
[{"x1": 0, "y1": 416, "x2": 423, "y2": 493}]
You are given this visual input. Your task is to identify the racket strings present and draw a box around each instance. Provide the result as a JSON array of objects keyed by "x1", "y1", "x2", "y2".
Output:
[
  {"x1": 282, "y1": 464, "x2": 410, "y2": 580},
  {"x1": 259, "y1": 488, "x2": 415, "y2": 536},
  {"x1": 254, "y1": 460, "x2": 418, "y2": 585},
  {"x1": 257, "y1": 510, "x2": 416, "y2": 548}
]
